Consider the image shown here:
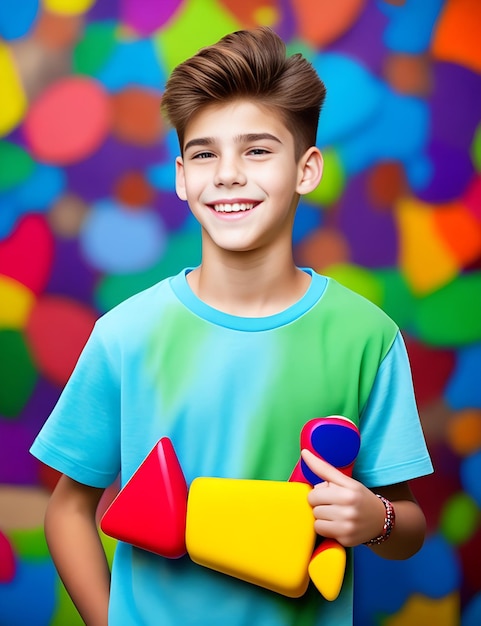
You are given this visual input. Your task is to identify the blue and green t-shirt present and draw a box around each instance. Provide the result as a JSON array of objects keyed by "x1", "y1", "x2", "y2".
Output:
[{"x1": 30, "y1": 268, "x2": 433, "y2": 626}]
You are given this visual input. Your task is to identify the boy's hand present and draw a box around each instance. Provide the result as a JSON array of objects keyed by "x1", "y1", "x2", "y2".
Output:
[{"x1": 301, "y1": 449, "x2": 386, "y2": 547}]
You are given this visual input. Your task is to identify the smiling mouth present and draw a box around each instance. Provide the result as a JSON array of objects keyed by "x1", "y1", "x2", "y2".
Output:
[{"x1": 210, "y1": 202, "x2": 257, "y2": 213}]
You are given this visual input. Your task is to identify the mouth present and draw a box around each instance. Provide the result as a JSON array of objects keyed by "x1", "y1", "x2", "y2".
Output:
[{"x1": 209, "y1": 202, "x2": 258, "y2": 213}]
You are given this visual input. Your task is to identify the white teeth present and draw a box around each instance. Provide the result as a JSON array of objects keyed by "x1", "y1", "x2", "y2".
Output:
[{"x1": 212, "y1": 203, "x2": 255, "y2": 213}]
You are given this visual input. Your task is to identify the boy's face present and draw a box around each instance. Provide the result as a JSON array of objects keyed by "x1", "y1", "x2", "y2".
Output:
[{"x1": 175, "y1": 99, "x2": 322, "y2": 257}]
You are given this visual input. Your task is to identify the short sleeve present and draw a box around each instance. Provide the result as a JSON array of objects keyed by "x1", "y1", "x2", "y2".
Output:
[
  {"x1": 30, "y1": 319, "x2": 121, "y2": 488},
  {"x1": 354, "y1": 331, "x2": 433, "y2": 488}
]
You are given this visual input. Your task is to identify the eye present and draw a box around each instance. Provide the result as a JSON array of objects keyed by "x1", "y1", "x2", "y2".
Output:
[
  {"x1": 192, "y1": 151, "x2": 215, "y2": 160},
  {"x1": 247, "y1": 148, "x2": 270, "y2": 156}
]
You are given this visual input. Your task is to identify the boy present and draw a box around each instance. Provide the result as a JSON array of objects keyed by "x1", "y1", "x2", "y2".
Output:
[{"x1": 30, "y1": 27, "x2": 433, "y2": 626}]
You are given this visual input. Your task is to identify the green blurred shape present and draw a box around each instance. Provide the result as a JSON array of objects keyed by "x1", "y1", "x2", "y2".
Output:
[
  {"x1": 286, "y1": 39, "x2": 316, "y2": 62},
  {"x1": 154, "y1": 0, "x2": 240, "y2": 74},
  {"x1": 72, "y1": 21, "x2": 118, "y2": 76},
  {"x1": 0, "y1": 329, "x2": 37, "y2": 417},
  {"x1": 440, "y1": 492, "x2": 479, "y2": 545},
  {"x1": 51, "y1": 579, "x2": 86, "y2": 626},
  {"x1": 0, "y1": 141, "x2": 34, "y2": 192},
  {"x1": 95, "y1": 227, "x2": 201, "y2": 312},
  {"x1": 413, "y1": 272, "x2": 481, "y2": 347},
  {"x1": 471, "y1": 121, "x2": 481, "y2": 172},
  {"x1": 8, "y1": 526, "x2": 49, "y2": 560},
  {"x1": 323, "y1": 263, "x2": 383, "y2": 308},
  {"x1": 305, "y1": 148, "x2": 345, "y2": 208},
  {"x1": 374, "y1": 268, "x2": 416, "y2": 329}
]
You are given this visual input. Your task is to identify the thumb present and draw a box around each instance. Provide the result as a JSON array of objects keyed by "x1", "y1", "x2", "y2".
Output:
[{"x1": 301, "y1": 449, "x2": 349, "y2": 486}]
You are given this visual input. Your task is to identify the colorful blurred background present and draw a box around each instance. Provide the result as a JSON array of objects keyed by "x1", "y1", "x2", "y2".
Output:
[{"x1": 1, "y1": 0, "x2": 481, "y2": 624}]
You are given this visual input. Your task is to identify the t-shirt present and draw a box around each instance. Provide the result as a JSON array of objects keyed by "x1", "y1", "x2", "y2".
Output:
[{"x1": 30, "y1": 268, "x2": 433, "y2": 626}]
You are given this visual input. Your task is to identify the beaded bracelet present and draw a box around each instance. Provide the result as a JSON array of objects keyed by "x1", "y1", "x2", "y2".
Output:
[{"x1": 363, "y1": 494, "x2": 396, "y2": 546}]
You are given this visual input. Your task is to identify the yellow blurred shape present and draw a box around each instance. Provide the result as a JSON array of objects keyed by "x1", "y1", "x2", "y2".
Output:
[
  {"x1": 385, "y1": 592, "x2": 460, "y2": 626},
  {"x1": 395, "y1": 197, "x2": 458, "y2": 295},
  {"x1": 0, "y1": 275, "x2": 35, "y2": 329},
  {"x1": 0, "y1": 42, "x2": 27, "y2": 137},
  {"x1": 43, "y1": 0, "x2": 96, "y2": 15},
  {"x1": 253, "y1": 6, "x2": 279, "y2": 27},
  {"x1": 308, "y1": 540, "x2": 346, "y2": 601},
  {"x1": 186, "y1": 478, "x2": 316, "y2": 597}
]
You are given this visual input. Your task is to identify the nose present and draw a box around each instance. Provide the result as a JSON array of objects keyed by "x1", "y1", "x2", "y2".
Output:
[{"x1": 214, "y1": 154, "x2": 246, "y2": 187}]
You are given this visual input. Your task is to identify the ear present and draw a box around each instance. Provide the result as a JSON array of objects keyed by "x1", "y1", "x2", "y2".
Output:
[
  {"x1": 296, "y1": 147, "x2": 323, "y2": 196},
  {"x1": 175, "y1": 156, "x2": 187, "y2": 201}
]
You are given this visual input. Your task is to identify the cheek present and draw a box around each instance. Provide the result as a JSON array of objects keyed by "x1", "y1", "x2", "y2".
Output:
[
  {"x1": 182, "y1": 169, "x2": 206, "y2": 196},
  {"x1": 262, "y1": 162, "x2": 297, "y2": 189}
]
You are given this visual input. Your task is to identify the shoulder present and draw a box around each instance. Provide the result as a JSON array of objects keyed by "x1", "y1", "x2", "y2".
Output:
[
  {"x1": 103, "y1": 275, "x2": 172, "y2": 317},
  {"x1": 78, "y1": 273, "x2": 186, "y2": 366},
  {"x1": 94, "y1": 274, "x2": 177, "y2": 338},
  {"x1": 320, "y1": 276, "x2": 398, "y2": 348},
  {"x1": 324, "y1": 277, "x2": 395, "y2": 324}
]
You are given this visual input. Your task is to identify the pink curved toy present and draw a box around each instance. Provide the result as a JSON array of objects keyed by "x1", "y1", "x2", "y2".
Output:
[{"x1": 290, "y1": 416, "x2": 360, "y2": 484}]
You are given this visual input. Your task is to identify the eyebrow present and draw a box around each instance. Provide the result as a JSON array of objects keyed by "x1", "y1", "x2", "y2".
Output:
[{"x1": 184, "y1": 133, "x2": 282, "y2": 152}]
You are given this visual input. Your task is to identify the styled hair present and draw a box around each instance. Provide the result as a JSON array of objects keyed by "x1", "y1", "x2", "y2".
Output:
[{"x1": 161, "y1": 27, "x2": 326, "y2": 159}]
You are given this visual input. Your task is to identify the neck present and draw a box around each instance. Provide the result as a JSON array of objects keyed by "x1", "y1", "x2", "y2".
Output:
[{"x1": 187, "y1": 246, "x2": 310, "y2": 317}]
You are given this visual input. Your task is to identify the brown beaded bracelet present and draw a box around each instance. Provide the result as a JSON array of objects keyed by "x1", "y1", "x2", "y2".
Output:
[{"x1": 363, "y1": 494, "x2": 396, "y2": 546}]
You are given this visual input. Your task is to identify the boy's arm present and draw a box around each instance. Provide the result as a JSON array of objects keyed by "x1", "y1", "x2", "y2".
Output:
[
  {"x1": 301, "y1": 449, "x2": 427, "y2": 559},
  {"x1": 45, "y1": 475, "x2": 110, "y2": 626},
  {"x1": 368, "y1": 481, "x2": 426, "y2": 559}
]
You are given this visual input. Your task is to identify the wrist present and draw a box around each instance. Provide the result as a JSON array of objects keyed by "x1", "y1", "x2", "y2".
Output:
[{"x1": 363, "y1": 494, "x2": 395, "y2": 546}]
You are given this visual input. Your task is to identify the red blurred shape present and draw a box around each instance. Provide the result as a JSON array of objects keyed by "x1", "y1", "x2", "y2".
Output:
[
  {"x1": 25, "y1": 295, "x2": 97, "y2": 386},
  {"x1": 0, "y1": 531, "x2": 16, "y2": 582},
  {"x1": 0, "y1": 215, "x2": 53, "y2": 295},
  {"x1": 405, "y1": 338, "x2": 456, "y2": 408}
]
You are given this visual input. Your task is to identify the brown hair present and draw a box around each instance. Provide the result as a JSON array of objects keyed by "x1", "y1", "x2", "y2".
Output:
[{"x1": 161, "y1": 27, "x2": 326, "y2": 159}]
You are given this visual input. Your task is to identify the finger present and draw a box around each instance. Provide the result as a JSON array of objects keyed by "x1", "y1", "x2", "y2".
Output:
[{"x1": 301, "y1": 449, "x2": 351, "y2": 487}]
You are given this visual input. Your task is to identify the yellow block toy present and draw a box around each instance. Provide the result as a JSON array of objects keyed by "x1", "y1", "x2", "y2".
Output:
[{"x1": 186, "y1": 477, "x2": 316, "y2": 598}]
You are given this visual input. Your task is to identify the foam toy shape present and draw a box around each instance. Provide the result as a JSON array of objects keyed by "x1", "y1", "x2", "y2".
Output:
[
  {"x1": 100, "y1": 437, "x2": 188, "y2": 558},
  {"x1": 308, "y1": 540, "x2": 347, "y2": 602},
  {"x1": 288, "y1": 417, "x2": 359, "y2": 600},
  {"x1": 186, "y1": 477, "x2": 316, "y2": 598},
  {"x1": 290, "y1": 416, "x2": 360, "y2": 485}
]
